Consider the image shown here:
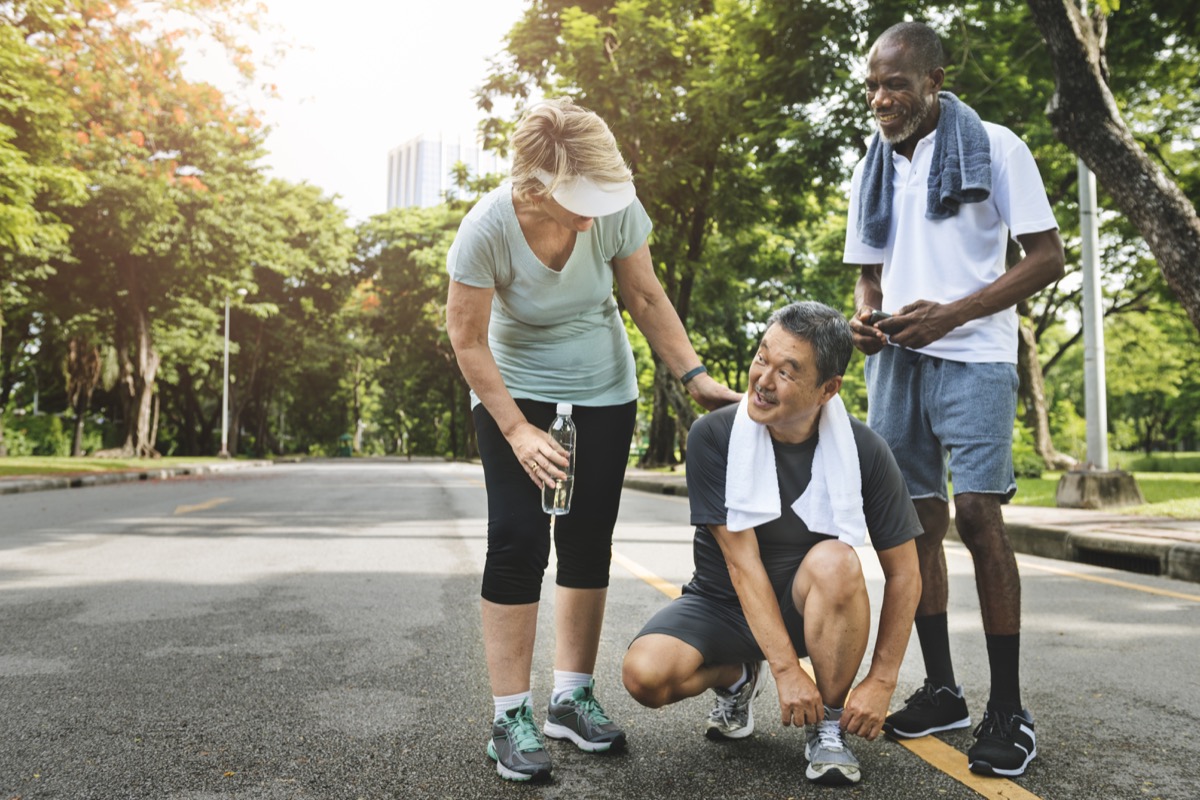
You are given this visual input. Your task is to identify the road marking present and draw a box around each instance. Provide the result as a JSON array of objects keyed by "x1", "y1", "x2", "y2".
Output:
[
  {"x1": 612, "y1": 547, "x2": 1044, "y2": 800},
  {"x1": 611, "y1": 549, "x2": 681, "y2": 599},
  {"x1": 895, "y1": 736, "x2": 1043, "y2": 800},
  {"x1": 945, "y1": 546, "x2": 1200, "y2": 603},
  {"x1": 174, "y1": 497, "x2": 233, "y2": 515},
  {"x1": 1018, "y1": 559, "x2": 1200, "y2": 602}
]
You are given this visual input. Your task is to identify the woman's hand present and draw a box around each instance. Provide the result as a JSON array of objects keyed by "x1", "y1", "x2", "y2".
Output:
[
  {"x1": 686, "y1": 373, "x2": 742, "y2": 411},
  {"x1": 507, "y1": 421, "x2": 570, "y2": 488}
]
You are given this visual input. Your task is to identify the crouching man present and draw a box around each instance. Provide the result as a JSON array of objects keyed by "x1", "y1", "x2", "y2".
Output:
[{"x1": 622, "y1": 301, "x2": 922, "y2": 786}]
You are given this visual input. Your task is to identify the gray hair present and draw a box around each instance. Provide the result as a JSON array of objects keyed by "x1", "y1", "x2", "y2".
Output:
[
  {"x1": 765, "y1": 302, "x2": 853, "y2": 384},
  {"x1": 875, "y1": 21, "x2": 944, "y2": 75}
]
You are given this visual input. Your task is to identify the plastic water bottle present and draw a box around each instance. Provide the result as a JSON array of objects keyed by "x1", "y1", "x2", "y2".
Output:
[{"x1": 541, "y1": 403, "x2": 576, "y2": 515}]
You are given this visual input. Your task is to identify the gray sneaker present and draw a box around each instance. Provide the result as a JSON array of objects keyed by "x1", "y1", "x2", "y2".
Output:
[
  {"x1": 705, "y1": 661, "x2": 766, "y2": 740},
  {"x1": 543, "y1": 680, "x2": 626, "y2": 753},
  {"x1": 487, "y1": 700, "x2": 552, "y2": 782},
  {"x1": 805, "y1": 707, "x2": 861, "y2": 785}
]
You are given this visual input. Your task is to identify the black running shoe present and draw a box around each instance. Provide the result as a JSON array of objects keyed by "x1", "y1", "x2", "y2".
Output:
[
  {"x1": 883, "y1": 679, "x2": 972, "y2": 738},
  {"x1": 968, "y1": 707, "x2": 1037, "y2": 777},
  {"x1": 487, "y1": 700, "x2": 552, "y2": 782},
  {"x1": 543, "y1": 680, "x2": 627, "y2": 753}
]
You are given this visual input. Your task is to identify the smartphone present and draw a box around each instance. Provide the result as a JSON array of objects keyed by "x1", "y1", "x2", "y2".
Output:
[{"x1": 868, "y1": 310, "x2": 892, "y2": 326}]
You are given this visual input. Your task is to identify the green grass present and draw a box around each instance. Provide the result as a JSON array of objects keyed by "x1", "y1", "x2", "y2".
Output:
[
  {"x1": 1108, "y1": 451, "x2": 1200, "y2": 473},
  {"x1": 0, "y1": 456, "x2": 227, "y2": 478},
  {"x1": 1013, "y1": 471, "x2": 1200, "y2": 519}
]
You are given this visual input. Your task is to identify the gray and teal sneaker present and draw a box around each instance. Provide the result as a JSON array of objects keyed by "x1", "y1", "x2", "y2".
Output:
[
  {"x1": 543, "y1": 681, "x2": 627, "y2": 753},
  {"x1": 487, "y1": 700, "x2": 552, "y2": 782},
  {"x1": 705, "y1": 661, "x2": 766, "y2": 740},
  {"x1": 804, "y1": 707, "x2": 862, "y2": 785}
]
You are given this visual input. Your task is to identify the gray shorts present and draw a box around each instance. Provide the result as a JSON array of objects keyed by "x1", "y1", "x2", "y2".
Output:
[
  {"x1": 631, "y1": 586, "x2": 807, "y2": 665},
  {"x1": 865, "y1": 346, "x2": 1017, "y2": 503}
]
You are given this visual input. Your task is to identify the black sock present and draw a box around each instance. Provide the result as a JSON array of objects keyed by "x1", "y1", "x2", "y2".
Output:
[
  {"x1": 985, "y1": 633, "x2": 1022, "y2": 711},
  {"x1": 914, "y1": 612, "x2": 957, "y2": 689}
]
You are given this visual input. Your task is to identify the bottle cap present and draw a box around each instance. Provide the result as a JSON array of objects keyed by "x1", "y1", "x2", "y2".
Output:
[{"x1": 556, "y1": 402, "x2": 572, "y2": 415}]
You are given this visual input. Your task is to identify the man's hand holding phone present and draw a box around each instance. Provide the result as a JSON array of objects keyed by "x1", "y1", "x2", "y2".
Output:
[{"x1": 850, "y1": 307, "x2": 890, "y2": 355}]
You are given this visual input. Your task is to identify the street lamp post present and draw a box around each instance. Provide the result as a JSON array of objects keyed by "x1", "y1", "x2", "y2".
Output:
[{"x1": 219, "y1": 295, "x2": 231, "y2": 458}]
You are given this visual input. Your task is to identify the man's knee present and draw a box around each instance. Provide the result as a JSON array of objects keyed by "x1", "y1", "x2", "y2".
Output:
[
  {"x1": 953, "y1": 492, "x2": 1007, "y2": 548},
  {"x1": 797, "y1": 541, "x2": 865, "y2": 607},
  {"x1": 622, "y1": 636, "x2": 688, "y2": 709}
]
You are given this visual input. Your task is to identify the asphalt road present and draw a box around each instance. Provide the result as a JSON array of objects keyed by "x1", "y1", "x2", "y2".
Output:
[{"x1": 2, "y1": 461, "x2": 1198, "y2": 799}]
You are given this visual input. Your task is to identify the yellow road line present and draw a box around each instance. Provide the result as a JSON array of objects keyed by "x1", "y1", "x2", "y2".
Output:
[
  {"x1": 896, "y1": 736, "x2": 1043, "y2": 800},
  {"x1": 1018, "y1": 559, "x2": 1200, "y2": 602},
  {"x1": 611, "y1": 549, "x2": 681, "y2": 599},
  {"x1": 945, "y1": 547, "x2": 1200, "y2": 603},
  {"x1": 174, "y1": 497, "x2": 233, "y2": 515},
  {"x1": 612, "y1": 547, "x2": 1042, "y2": 800}
]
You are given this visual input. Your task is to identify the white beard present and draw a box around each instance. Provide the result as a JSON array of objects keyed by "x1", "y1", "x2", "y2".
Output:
[{"x1": 880, "y1": 93, "x2": 935, "y2": 145}]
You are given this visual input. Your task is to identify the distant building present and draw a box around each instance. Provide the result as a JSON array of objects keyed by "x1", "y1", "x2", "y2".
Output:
[{"x1": 386, "y1": 133, "x2": 509, "y2": 209}]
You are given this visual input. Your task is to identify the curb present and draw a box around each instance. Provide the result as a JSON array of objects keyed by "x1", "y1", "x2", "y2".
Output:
[
  {"x1": 621, "y1": 474, "x2": 1200, "y2": 585},
  {"x1": 956, "y1": 522, "x2": 1200, "y2": 585},
  {"x1": 0, "y1": 460, "x2": 274, "y2": 496}
]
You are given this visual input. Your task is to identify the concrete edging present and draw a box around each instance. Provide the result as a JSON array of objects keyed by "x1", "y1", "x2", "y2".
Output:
[{"x1": 0, "y1": 460, "x2": 273, "y2": 496}]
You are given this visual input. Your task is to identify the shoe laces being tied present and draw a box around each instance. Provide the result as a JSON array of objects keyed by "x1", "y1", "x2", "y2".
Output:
[
  {"x1": 502, "y1": 705, "x2": 546, "y2": 752},
  {"x1": 814, "y1": 719, "x2": 846, "y2": 751}
]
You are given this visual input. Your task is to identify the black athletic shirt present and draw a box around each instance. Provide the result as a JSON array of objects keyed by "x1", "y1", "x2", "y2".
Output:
[{"x1": 683, "y1": 403, "x2": 923, "y2": 604}]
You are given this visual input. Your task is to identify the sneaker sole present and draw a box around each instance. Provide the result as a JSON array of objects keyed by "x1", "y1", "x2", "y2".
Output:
[
  {"x1": 704, "y1": 720, "x2": 755, "y2": 740},
  {"x1": 543, "y1": 720, "x2": 625, "y2": 753},
  {"x1": 487, "y1": 741, "x2": 553, "y2": 782},
  {"x1": 969, "y1": 746, "x2": 1037, "y2": 778},
  {"x1": 883, "y1": 715, "x2": 972, "y2": 739},
  {"x1": 805, "y1": 763, "x2": 862, "y2": 786}
]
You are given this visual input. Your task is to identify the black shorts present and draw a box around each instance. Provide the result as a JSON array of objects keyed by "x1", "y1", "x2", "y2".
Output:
[{"x1": 631, "y1": 584, "x2": 807, "y2": 664}]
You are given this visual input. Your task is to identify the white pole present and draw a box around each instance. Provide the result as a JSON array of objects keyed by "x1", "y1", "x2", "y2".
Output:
[
  {"x1": 219, "y1": 295, "x2": 230, "y2": 457},
  {"x1": 1078, "y1": 159, "x2": 1108, "y2": 469}
]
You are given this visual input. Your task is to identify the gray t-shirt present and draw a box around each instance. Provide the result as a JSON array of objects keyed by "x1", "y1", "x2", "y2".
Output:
[
  {"x1": 446, "y1": 184, "x2": 653, "y2": 407},
  {"x1": 684, "y1": 403, "x2": 923, "y2": 604}
]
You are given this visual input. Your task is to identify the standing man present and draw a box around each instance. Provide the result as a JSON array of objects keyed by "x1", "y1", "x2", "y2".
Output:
[
  {"x1": 623, "y1": 302, "x2": 923, "y2": 787},
  {"x1": 843, "y1": 22, "x2": 1064, "y2": 778}
]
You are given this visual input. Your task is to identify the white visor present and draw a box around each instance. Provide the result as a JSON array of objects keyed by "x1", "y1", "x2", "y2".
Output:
[{"x1": 534, "y1": 169, "x2": 636, "y2": 218}]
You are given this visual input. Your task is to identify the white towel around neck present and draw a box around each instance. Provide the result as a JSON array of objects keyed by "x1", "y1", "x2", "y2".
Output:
[{"x1": 724, "y1": 393, "x2": 867, "y2": 546}]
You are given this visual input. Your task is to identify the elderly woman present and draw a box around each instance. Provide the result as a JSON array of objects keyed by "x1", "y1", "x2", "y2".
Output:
[{"x1": 446, "y1": 97, "x2": 738, "y2": 782}]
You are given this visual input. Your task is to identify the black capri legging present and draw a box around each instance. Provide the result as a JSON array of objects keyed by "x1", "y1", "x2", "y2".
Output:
[{"x1": 474, "y1": 398, "x2": 637, "y2": 605}]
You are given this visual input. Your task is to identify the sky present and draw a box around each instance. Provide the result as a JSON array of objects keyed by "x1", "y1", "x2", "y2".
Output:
[{"x1": 184, "y1": 0, "x2": 530, "y2": 222}]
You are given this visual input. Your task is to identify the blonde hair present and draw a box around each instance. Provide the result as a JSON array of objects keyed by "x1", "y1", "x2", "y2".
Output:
[{"x1": 510, "y1": 97, "x2": 632, "y2": 203}]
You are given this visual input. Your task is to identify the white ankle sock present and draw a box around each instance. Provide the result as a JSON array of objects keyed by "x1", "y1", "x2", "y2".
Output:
[
  {"x1": 552, "y1": 670, "x2": 592, "y2": 701},
  {"x1": 493, "y1": 691, "x2": 531, "y2": 721},
  {"x1": 725, "y1": 664, "x2": 750, "y2": 693}
]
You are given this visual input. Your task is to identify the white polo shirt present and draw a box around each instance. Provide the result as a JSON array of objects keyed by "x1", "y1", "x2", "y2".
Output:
[{"x1": 844, "y1": 122, "x2": 1058, "y2": 364}]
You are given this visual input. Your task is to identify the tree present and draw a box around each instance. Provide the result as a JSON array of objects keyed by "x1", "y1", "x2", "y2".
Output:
[
  {"x1": 480, "y1": 0, "x2": 867, "y2": 465},
  {"x1": 25, "y1": 0, "x2": 269, "y2": 455},
  {"x1": 0, "y1": 16, "x2": 87, "y2": 455},
  {"x1": 1026, "y1": 0, "x2": 1200, "y2": 333}
]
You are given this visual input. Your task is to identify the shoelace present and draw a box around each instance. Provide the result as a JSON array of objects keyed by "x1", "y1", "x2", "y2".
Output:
[
  {"x1": 501, "y1": 707, "x2": 545, "y2": 752},
  {"x1": 709, "y1": 690, "x2": 741, "y2": 723},
  {"x1": 814, "y1": 719, "x2": 845, "y2": 752},
  {"x1": 973, "y1": 710, "x2": 1015, "y2": 741},
  {"x1": 573, "y1": 690, "x2": 613, "y2": 725},
  {"x1": 907, "y1": 681, "x2": 945, "y2": 708}
]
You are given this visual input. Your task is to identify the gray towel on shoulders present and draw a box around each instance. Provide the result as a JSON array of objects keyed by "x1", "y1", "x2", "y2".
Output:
[{"x1": 856, "y1": 92, "x2": 991, "y2": 249}]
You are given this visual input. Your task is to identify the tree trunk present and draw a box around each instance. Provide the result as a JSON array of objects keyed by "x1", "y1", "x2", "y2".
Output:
[
  {"x1": 1026, "y1": 0, "x2": 1200, "y2": 333},
  {"x1": 131, "y1": 309, "x2": 161, "y2": 458},
  {"x1": 0, "y1": 302, "x2": 6, "y2": 457},
  {"x1": 1016, "y1": 311, "x2": 1076, "y2": 470},
  {"x1": 641, "y1": 356, "x2": 679, "y2": 468}
]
